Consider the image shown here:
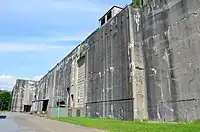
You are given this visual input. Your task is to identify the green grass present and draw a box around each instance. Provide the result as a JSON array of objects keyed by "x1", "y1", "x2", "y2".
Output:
[
  {"x1": 48, "y1": 117, "x2": 200, "y2": 132},
  {"x1": 0, "y1": 110, "x2": 9, "y2": 112}
]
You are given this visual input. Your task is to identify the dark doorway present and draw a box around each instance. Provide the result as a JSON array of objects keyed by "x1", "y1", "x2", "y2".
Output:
[
  {"x1": 76, "y1": 109, "x2": 81, "y2": 117},
  {"x1": 24, "y1": 105, "x2": 31, "y2": 112},
  {"x1": 71, "y1": 94, "x2": 74, "y2": 107},
  {"x1": 67, "y1": 88, "x2": 70, "y2": 107},
  {"x1": 68, "y1": 109, "x2": 72, "y2": 117},
  {"x1": 42, "y1": 100, "x2": 49, "y2": 111}
]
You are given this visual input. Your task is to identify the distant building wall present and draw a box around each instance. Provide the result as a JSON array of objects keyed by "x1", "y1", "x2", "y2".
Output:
[
  {"x1": 12, "y1": 79, "x2": 38, "y2": 112},
  {"x1": 29, "y1": 44, "x2": 88, "y2": 114}
]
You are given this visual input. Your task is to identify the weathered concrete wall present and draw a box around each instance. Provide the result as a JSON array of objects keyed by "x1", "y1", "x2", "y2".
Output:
[
  {"x1": 12, "y1": 79, "x2": 38, "y2": 112},
  {"x1": 11, "y1": 0, "x2": 200, "y2": 121},
  {"x1": 12, "y1": 80, "x2": 23, "y2": 112},
  {"x1": 85, "y1": 7, "x2": 133, "y2": 120},
  {"x1": 142, "y1": 0, "x2": 200, "y2": 121},
  {"x1": 129, "y1": 6, "x2": 148, "y2": 120},
  {"x1": 33, "y1": 45, "x2": 87, "y2": 113},
  {"x1": 85, "y1": 6, "x2": 147, "y2": 120},
  {"x1": 11, "y1": 5, "x2": 147, "y2": 120},
  {"x1": 76, "y1": 56, "x2": 86, "y2": 108}
]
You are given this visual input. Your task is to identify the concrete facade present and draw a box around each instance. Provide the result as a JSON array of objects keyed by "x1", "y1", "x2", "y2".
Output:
[
  {"x1": 85, "y1": 6, "x2": 147, "y2": 120},
  {"x1": 142, "y1": 0, "x2": 200, "y2": 121},
  {"x1": 33, "y1": 44, "x2": 88, "y2": 114},
  {"x1": 12, "y1": 79, "x2": 38, "y2": 112},
  {"x1": 11, "y1": 0, "x2": 200, "y2": 121}
]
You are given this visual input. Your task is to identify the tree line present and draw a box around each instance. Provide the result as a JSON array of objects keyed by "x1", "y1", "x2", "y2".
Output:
[{"x1": 0, "y1": 90, "x2": 12, "y2": 111}]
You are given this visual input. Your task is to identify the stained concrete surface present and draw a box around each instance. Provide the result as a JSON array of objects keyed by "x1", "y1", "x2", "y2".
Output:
[{"x1": 0, "y1": 112, "x2": 104, "y2": 132}]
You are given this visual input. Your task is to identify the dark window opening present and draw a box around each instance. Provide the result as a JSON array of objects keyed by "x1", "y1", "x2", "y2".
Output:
[
  {"x1": 67, "y1": 88, "x2": 70, "y2": 94},
  {"x1": 107, "y1": 11, "x2": 112, "y2": 21},
  {"x1": 56, "y1": 100, "x2": 66, "y2": 108},
  {"x1": 101, "y1": 17, "x2": 105, "y2": 26},
  {"x1": 77, "y1": 56, "x2": 85, "y2": 67},
  {"x1": 71, "y1": 94, "x2": 74, "y2": 107},
  {"x1": 76, "y1": 109, "x2": 81, "y2": 117},
  {"x1": 68, "y1": 109, "x2": 72, "y2": 117},
  {"x1": 71, "y1": 94, "x2": 74, "y2": 101},
  {"x1": 42, "y1": 100, "x2": 49, "y2": 111},
  {"x1": 67, "y1": 88, "x2": 70, "y2": 107}
]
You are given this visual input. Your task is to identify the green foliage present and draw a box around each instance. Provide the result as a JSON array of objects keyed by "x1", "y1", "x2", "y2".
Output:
[
  {"x1": 134, "y1": 0, "x2": 141, "y2": 8},
  {"x1": 49, "y1": 117, "x2": 200, "y2": 132},
  {"x1": 0, "y1": 90, "x2": 12, "y2": 111},
  {"x1": 193, "y1": 120, "x2": 200, "y2": 124}
]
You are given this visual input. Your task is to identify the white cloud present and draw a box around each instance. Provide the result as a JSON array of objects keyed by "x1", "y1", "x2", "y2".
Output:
[
  {"x1": 0, "y1": 74, "x2": 16, "y2": 91},
  {"x1": 0, "y1": 74, "x2": 45, "y2": 91},
  {"x1": 0, "y1": 43, "x2": 75, "y2": 53},
  {"x1": 32, "y1": 75, "x2": 43, "y2": 81}
]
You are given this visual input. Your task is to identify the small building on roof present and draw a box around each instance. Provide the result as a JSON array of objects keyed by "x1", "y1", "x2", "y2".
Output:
[{"x1": 99, "y1": 6, "x2": 123, "y2": 27}]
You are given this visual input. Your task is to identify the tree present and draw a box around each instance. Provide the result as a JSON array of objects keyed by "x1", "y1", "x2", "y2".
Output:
[
  {"x1": 134, "y1": 0, "x2": 141, "y2": 8},
  {"x1": 0, "y1": 90, "x2": 12, "y2": 111}
]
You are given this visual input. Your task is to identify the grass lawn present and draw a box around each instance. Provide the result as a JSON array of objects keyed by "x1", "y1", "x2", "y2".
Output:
[
  {"x1": 49, "y1": 117, "x2": 200, "y2": 132},
  {"x1": 0, "y1": 110, "x2": 9, "y2": 112}
]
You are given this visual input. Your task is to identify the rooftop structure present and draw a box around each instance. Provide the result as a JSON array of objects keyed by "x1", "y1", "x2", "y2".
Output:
[{"x1": 99, "y1": 6, "x2": 123, "y2": 27}]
